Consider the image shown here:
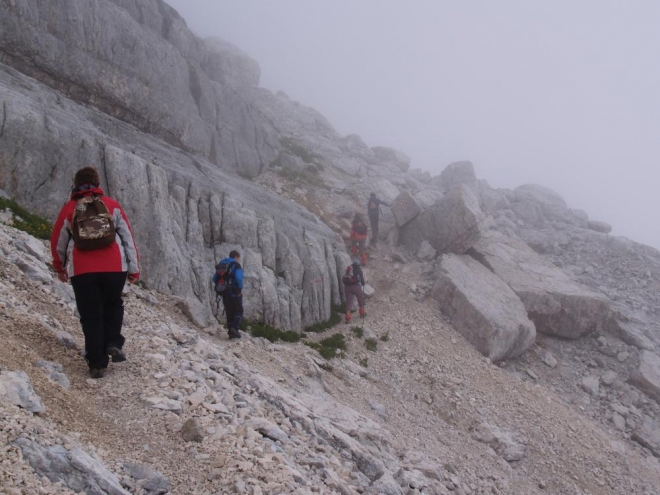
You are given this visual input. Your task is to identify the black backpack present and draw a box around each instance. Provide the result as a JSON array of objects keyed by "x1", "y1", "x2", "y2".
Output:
[
  {"x1": 342, "y1": 266, "x2": 358, "y2": 286},
  {"x1": 214, "y1": 261, "x2": 236, "y2": 295}
]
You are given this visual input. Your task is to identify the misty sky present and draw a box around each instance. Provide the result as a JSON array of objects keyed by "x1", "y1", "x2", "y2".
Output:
[{"x1": 167, "y1": 0, "x2": 660, "y2": 249}]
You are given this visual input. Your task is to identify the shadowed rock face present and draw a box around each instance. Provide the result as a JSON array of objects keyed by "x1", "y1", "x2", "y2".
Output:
[{"x1": 0, "y1": 65, "x2": 349, "y2": 330}]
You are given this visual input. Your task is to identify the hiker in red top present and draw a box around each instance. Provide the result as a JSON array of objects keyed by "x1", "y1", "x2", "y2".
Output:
[
  {"x1": 50, "y1": 167, "x2": 140, "y2": 379},
  {"x1": 349, "y1": 213, "x2": 369, "y2": 267}
]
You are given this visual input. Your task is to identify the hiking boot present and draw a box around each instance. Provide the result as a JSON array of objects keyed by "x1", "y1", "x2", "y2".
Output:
[
  {"x1": 345, "y1": 312, "x2": 352, "y2": 324},
  {"x1": 107, "y1": 346, "x2": 126, "y2": 363},
  {"x1": 228, "y1": 329, "x2": 242, "y2": 340},
  {"x1": 359, "y1": 307, "x2": 366, "y2": 318},
  {"x1": 89, "y1": 368, "x2": 105, "y2": 379}
]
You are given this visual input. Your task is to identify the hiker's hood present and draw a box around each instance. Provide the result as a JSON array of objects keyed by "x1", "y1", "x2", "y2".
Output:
[{"x1": 71, "y1": 184, "x2": 104, "y2": 200}]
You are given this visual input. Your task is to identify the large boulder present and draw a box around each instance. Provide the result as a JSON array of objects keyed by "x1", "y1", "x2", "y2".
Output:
[
  {"x1": 439, "y1": 161, "x2": 477, "y2": 190},
  {"x1": 390, "y1": 191, "x2": 421, "y2": 227},
  {"x1": 630, "y1": 351, "x2": 660, "y2": 402},
  {"x1": 468, "y1": 232, "x2": 612, "y2": 338},
  {"x1": 510, "y1": 184, "x2": 573, "y2": 227},
  {"x1": 588, "y1": 220, "x2": 613, "y2": 234},
  {"x1": 371, "y1": 146, "x2": 411, "y2": 172},
  {"x1": 433, "y1": 254, "x2": 536, "y2": 361},
  {"x1": 400, "y1": 185, "x2": 486, "y2": 255}
]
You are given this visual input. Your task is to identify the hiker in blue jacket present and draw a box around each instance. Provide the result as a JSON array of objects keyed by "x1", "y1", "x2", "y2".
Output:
[{"x1": 212, "y1": 250, "x2": 244, "y2": 339}]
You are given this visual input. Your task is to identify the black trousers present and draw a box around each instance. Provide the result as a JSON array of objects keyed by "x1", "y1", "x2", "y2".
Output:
[
  {"x1": 368, "y1": 213, "x2": 379, "y2": 243},
  {"x1": 222, "y1": 293, "x2": 244, "y2": 332},
  {"x1": 70, "y1": 272, "x2": 127, "y2": 369}
]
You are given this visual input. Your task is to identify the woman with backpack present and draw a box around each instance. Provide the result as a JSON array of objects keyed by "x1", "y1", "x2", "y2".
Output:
[
  {"x1": 50, "y1": 167, "x2": 140, "y2": 379},
  {"x1": 350, "y1": 213, "x2": 369, "y2": 267},
  {"x1": 342, "y1": 259, "x2": 366, "y2": 324}
]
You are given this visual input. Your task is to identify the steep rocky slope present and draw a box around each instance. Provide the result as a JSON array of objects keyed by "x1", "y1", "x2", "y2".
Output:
[{"x1": 2, "y1": 221, "x2": 660, "y2": 495}]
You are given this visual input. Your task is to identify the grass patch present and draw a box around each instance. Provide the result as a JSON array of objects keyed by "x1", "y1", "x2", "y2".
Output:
[
  {"x1": 247, "y1": 322, "x2": 302, "y2": 343},
  {"x1": 379, "y1": 332, "x2": 390, "y2": 342},
  {"x1": 305, "y1": 333, "x2": 347, "y2": 360},
  {"x1": 350, "y1": 326, "x2": 364, "y2": 338},
  {"x1": 304, "y1": 304, "x2": 344, "y2": 333},
  {"x1": 0, "y1": 197, "x2": 52, "y2": 240},
  {"x1": 364, "y1": 338, "x2": 378, "y2": 352}
]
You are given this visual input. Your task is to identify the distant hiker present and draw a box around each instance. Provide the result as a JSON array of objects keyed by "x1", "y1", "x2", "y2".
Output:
[
  {"x1": 342, "y1": 259, "x2": 366, "y2": 324},
  {"x1": 212, "y1": 250, "x2": 244, "y2": 339},
  {"x1": 350, "y1": 213, "x2": 369, "y2": 266},
  {"x1": 367, "y1": 193, "x2": 390, "y2": 246},
  {"x1": 51, "y1": 166, "x2": 140, "y2": 379}
]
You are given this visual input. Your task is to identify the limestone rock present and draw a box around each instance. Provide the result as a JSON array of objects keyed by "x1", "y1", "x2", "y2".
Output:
[
  {"x1": 630, "y1": 351, "x2": 660, "y2": 402},
  {"x1": 432, "y1": 254, "x2": 536, "y2": 362},
  {"x1": 632, "y1": 417, "x2": 660, "y2": 457},
  {"x1": 588, "y1": 220, "x2": 612, "y2": 234},
  {"x1": 472, "y1": 423, "x2": 524, "y2": 462},
  {"x1": 14, "y1": 439, "x2": 130, "y2": 495},
  {"x1": 390, "y1": 191, "x2": 421, "y2": 227},
  {"x1": 511, "y1": 184, "x2": 569, "y2": 226},
  {"x1": 540, "y1": 351, "x2": 558, "y2": 368},
  {"x1": 123, "y1": 463, "x2": 170, "y2": 495},
  {"x1": 416, "y1": 240, "x2": 437, "y2": 261},
  {"x1": 581, "y1": 376, "x2": 600, "y2": 396},
  {"x1": 0, "y1": 370, "x2": 45, "y2": 413},
  {"x1": 401, "y1": 185, "x2": 486, "y2": 255},
  {"x1": 439, "y1": 161, "x2": 477, "y2": 190},
  {"x1": 371, "y1": 146, "x2": 411, "y2": 172},
  {"x1": 468, "y1": 232, "x2": 612, "y2": 338}
]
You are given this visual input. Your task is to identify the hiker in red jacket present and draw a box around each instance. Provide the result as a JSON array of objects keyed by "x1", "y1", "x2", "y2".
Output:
[
  {"x1": 50, "y1": 167, "x2": 140, "y2": 379},
  {"x1": 349, "y1": 213, "x2": 369, "y2": 267}
]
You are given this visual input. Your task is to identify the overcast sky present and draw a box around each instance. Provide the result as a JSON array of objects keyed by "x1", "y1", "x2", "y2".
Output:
[{"x1": 167, "y1": 0, "x2": 660, "y2": 249}]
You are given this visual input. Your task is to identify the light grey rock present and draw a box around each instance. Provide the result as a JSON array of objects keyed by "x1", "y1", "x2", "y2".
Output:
[
  {"x1": 413, "y1": 189, "x2": 444, "y2": 210},
  {"x1": 439, "y1": 161, "x2": 477, "y2": 190},
  {"x1": 432, "y1": 254, "x2": 535, "y2": 362},
  {"x1": 401, "y1": 185, "x2": 486, "y2": 255},
  {"x1": 416, "y1": 240, "x2": 437, "y2": 261},
  {"x1": 512, "y1": 184, "x2": 568, "y2": 225},
  {"x1": 581, "y1": 376, "x2": 600, "y2": 396},
  {"x1": 55, "y1": 331, "x2": 78, "y2": 350},
  {"x1": 371, "y1": 472, "x2": 405, "y2": 495},
  {"x1": 468, "y1": 231, "x2": 612, "y2": 338},
  {"x1": 245, "y1": 418, "x2": 289, "y2": 443},
  {"x1": 14, "y1": 439, "x2": 130, "y2": 495},
  {"x1": 34, "y1": 361, "x2": 70, "y2": 390},
  {"x1": 602, "y1": 371, "x2": 618, "y2": 386},
  {"x1": 632, "y1": 416, "x2": 660, "y2": 457},
  {"x1": 540, "y1": 351, "x2": 558, "y2": 368},
  {"x1": 9, "y1": 253, "x2": 52, "y2": 284},
  {"x1": 472, "y1": 423, "x2": 524, "y2": 462},
  {"x1": 14, "y1": 234, "x2": 47, "y2": 261},
  {"x1": 607, "y1": 319, "x2": 655, "y2": 351},
  {"x1": 478, "y1": 180, "x2": 510, "y2": 213},
  {"x1": 0, "y1": 370, "x2": 45, "y2": 413},
  {"x1": 613, "y1": 413, "x2": 626, "y2": 431},
  {"x1": 390, "y1": 191, "x2": 421, "y2": 227},
  {"x1": 630, "y1": 351, "x2": 660, "y2": 402},
  {"x1": 371, "y1": 146, "x2": 411, "y2": 172},
  {"x1": 181, "y1": 418, "x2": 205, "y2": 443},
  {"x1": 588, "y1": 220, "x2": 612, "y2": 234},
  {"x1": 123, "y1": 463, "x2": 170, "y2": 495},
  {"x1": 368, "y1": 401, "x2": 388, "y2": 420}
]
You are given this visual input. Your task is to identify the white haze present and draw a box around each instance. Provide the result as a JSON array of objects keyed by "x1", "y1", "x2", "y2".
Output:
[{"x1": 167, "y1": 0, "x2": 660, "y2": 250}]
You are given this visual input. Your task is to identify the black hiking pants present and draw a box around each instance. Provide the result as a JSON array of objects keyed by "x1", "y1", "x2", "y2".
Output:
[
  {"x1": 70, "y1": 271, "x2": 127, "y2": 370},
  {"x1": 223, "y1": 292, "x2": 244, "y2": 333},
  {"x1": 368, "y1": 212, "x2": 379, "y2": 244}
]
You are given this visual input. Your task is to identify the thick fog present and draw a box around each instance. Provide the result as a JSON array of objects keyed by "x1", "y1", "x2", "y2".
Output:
[{"x1": 167, "y1": 0, "x2": 660, "y2": 250}]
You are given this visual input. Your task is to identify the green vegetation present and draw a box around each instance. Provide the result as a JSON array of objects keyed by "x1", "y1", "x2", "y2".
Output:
[
  {"x1": 246, "y1": 322, "x2": 303, "y2": 343},
  {"x1": 304, "y1": 304, "x2": 344, "y2": 333},
  {"x1": 364, "y1": 338, "x2": 378, "y2": 352},
  {"x1": 0, "y1": 197, "x2": 52, "y2": 240},
  {"x1": 380, "y1": 332, "x2": 390, "y2": 342},
  {"x1": 305, "y1": 333, "x2": 347, "y2": 360},
  {"x1": 237, "y1": 169, "x2": 255, "y2": 181},
  {"x1": 350, "y1": 326, "x2": 364, "y2": 338}
]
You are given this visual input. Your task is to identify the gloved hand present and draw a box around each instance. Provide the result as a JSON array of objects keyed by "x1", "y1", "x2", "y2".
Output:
[
  {"x1": 57, "y1": 271, "x2": 69, "y2": 283},
  {"x1": 128, "y1": 272, "x2": 140, "y2": 284}
]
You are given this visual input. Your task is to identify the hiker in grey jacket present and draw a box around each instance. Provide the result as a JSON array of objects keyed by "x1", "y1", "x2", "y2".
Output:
[{"x1": 367, "y1": 193, "x2": 389, "y2": 246}]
